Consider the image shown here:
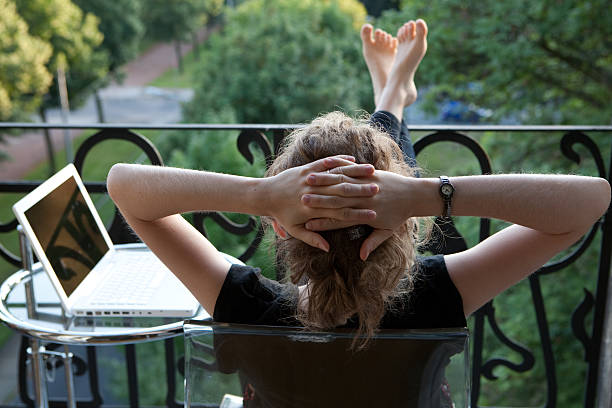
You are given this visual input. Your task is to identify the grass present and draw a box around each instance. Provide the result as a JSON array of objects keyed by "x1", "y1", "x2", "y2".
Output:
[
  {"x1": 0, "y1": 129, "x2": 166, "y2": 347},
  {"x1": 148, "y1": 47, "x2": 202, "y2": 89}
]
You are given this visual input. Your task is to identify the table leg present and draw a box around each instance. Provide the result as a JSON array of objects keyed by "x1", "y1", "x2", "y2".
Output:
[
  {"x1": 29, "y1": 338, "x2": 48, "y2": 408},
  {"x1": 63, "y1": 345, "x2": 76, "y2": 408}
]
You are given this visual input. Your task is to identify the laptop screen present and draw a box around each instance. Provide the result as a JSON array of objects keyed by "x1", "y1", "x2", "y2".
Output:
[{"x1": 24, "y1": 176, "x2": 110, "y2": 297}]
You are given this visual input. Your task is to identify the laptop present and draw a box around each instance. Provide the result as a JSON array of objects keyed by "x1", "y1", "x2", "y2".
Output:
[{"x1": 12, "y1": 164, "x2": 201, "y2": 318}]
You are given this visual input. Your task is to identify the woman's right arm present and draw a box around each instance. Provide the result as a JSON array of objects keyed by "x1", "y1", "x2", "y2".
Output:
[{"x1": 106, "y1": 159, "x2": 377, "y2": 313}]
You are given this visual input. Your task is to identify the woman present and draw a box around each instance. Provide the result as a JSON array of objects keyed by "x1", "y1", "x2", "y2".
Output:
[{"x1": 107, "y1": 20, "x2": 610, "y2": 344}]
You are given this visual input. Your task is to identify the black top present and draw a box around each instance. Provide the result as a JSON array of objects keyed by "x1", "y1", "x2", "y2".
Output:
[{"x1": 213, "y1": 254, "x2": 467, "y2": 329}]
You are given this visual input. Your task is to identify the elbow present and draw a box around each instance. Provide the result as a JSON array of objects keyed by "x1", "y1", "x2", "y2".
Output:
[
  {"x1": 594, "y1": 178, "x2": 611, "y2": 219},
  {"x1": 577, "y1": 178, "x2": 611, "y2": 234},
  {"x1": 106, "y1": 163, "x2": 131, "y2": 206}
]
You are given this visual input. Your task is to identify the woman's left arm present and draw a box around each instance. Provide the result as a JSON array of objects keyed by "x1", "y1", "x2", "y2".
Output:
[{"x1": 304, "y1": 172, "x2": 611, "y2": 316}]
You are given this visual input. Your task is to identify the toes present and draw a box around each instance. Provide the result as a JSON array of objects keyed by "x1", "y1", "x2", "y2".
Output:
[
  {"x1": 416, "y1": 19, "x2": 428, "y2": 38},
  {"x1": 384, "y1": 32, "x2": 392, "y2": 47},
  {"x1": 397, "y1": 21, "x2": 415, "y2": 42},
  {"x1": 396, "y1": 24, "x2": 405, "y2": 41},
  {"x1": 361, "y1": 23, "x2": 374, "y2": 44},
  {"x1": 407, "y1": 21, "x2": 416, "y2": 40},
  {"x1": 374, "y1": 28, "x2": 384, "y2": 43},
  {"x1": 366, "y1": 26, "x2": 397, "y2": 50}
]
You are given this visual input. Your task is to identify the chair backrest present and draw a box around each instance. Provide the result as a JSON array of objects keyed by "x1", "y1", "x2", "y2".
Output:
[{"x1": 183, "y1": 320, "x2": 469, "y2": 408}]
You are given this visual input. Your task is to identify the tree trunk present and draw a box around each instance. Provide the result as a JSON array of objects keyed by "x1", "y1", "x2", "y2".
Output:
[
  {"x1": 94, "y1": 89, "x2": 105, "y2": 123},
  {"x1": 192, "y1": 32, "x2": 200, "y2": 61},
  {"x1": 39, "y1": 107, "x2": 56, "y2": 176},
  {"x1": 174, "y1": 40, "x2": 184, "y2": 74}
]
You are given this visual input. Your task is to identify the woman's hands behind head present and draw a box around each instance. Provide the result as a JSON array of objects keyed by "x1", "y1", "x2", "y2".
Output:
[
  {"x1": 263, "y1": 156, "x2": 379, "y2": 252},
  {"x1": 303, "y1": 169, "x2": 415, "y2": 260}
]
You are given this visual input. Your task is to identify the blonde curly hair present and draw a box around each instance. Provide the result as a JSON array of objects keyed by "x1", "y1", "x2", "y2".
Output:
[{"x1": 266, "y1": 111, "x2": 420, "y2": 348}]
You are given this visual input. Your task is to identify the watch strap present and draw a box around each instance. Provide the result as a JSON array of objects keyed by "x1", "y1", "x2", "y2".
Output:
[{"x1": 439, "y1": 175, "x2": 454, "y2": 218}]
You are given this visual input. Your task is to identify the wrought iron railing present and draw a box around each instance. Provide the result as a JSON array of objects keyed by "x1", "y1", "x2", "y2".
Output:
[{"x1": 0, "y1": 122, "x2": 611, "y2": 408}]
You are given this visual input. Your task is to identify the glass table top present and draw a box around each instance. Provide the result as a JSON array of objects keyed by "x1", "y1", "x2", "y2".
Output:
[{"x1": 0, "y1": 264, "x2": 210, "y2": 345}]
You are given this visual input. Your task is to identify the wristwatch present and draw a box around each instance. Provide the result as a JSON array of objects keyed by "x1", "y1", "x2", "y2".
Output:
[{"x1": 439, "y1": 176, "x2": 455, "y2": 218}]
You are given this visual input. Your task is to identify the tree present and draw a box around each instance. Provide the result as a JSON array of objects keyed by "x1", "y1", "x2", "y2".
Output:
[
  {"x1": 182, "y1": 0, "x2": 370, "y2": 125},
  {"x1": 377, "y1": 0, "x2": 612, "y2": 124},
  {"x1": 140, "y1": 0, "x2": 209, "y2": 73},
  {"x1": 73, "y1": 0, "x2": 144, "y2": 77},
  {"x1": 0, "y1": 0, "x2": 52, "y2": 122},
  {"x1": 15, "y1": 0, "x2": 108, "y2": 109},
  {"x1": 359, "y1": 0, "x2": 399, "y2": 17}
]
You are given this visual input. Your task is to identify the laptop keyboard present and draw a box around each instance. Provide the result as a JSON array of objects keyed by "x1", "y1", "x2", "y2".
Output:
[{"x1": 88, "y1": 252, "x2": 167, "y2": 306}]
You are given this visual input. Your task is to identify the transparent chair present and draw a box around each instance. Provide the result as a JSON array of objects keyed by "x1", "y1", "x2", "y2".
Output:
[{"x1": 184, "y1": 320, "x2": 469, "y2": 408}]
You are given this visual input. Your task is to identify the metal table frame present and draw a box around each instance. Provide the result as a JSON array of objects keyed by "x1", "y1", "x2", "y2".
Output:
[{"x1": 0, "y1": 227, "x2": 207, "y2": 408}]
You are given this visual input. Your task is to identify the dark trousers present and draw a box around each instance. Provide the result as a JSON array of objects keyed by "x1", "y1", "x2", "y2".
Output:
[{"x1": 370, "y1": 111, "x2": 417, "y2": 169}]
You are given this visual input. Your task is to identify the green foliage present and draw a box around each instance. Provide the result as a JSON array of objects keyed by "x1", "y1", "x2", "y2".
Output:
[
  {"x1": 14, "y1": 0, "x2": 108, "y2": 109},
  {"x1": 377, "y1": 0, "x2": 612, "y2": 124},
  {"x1": 0, "y1": 0, "x2": 52, "y2": 121},
  {"x1": 183, "y1": 0, "x2": 370, "y2": 125},
  {"x1": 149, "y1": 48, "x2": 203, "y2": 88},
  {"x1": 140, "y1": 0, "x2": 211, "y2": 42},
  {"x1": 73, "y1": 0, "x2": 145, "y2": 75}
]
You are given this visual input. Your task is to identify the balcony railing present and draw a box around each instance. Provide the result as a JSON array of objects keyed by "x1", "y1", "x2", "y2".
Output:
[{"x1": 0, "y1": 122, "x2": 611, "y2": 408}]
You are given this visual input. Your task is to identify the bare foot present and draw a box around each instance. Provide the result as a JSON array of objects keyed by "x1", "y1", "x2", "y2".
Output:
[
  {"x1": 361, "y1": 24, "x2": 397, "y2": 106},
  {"x1": 377, "y1": 19, "x2": 428, "y2": 117}
]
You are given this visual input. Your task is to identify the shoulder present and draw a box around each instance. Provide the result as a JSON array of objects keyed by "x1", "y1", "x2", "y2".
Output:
[
  {"x1": 213, "y1": 264, "x2": 298, "y2": 326},
  {"x1": 383, "y1": 255, "x2": 467, "y2": 328},
  {"x1": 414, "y1": 255, "x2": 461, "y2": 295}
]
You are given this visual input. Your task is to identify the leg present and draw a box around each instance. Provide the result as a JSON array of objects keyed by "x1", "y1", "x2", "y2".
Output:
[
  {"x1": 361, "y1": 24, "x2": 397, "y2": 107},
  {"x1": 377, "y1": 19, "x2": 428, "y2": 122},
  {"x1": 362, "y1": 21, "x2": 427, "y2": 167},
  {"x1": 370, "y1": 111, "x2": 417, "y2": 168}
]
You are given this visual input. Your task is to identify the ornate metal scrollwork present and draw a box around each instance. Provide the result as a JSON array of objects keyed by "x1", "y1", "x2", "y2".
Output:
[
  {"x1": 73, "y1": 128, "x2": 164, "y2": 172},
  {"x1": 0, "y1": 218, "x2": 18, "y2": 234},
  {"x1": 572, "y1": 288, "x2": 595, "y2": 362},
  {"x1": 537, "y1": 131, "x2": 607, "y2": 276},
  {"x1": 0, "y1": 198, "x2": 22, "y2": 266},
  {"x1": 414, "y1": 130, "x2": 493, "y2": 175},
  {"x1": 187, "y1": 129, "x2": 271, "y2": 264},
  {"x1": 529, "y1": 274, "x2": 558, "y2": 407},
  {"x1": 0, "y1": 241, "x2": 20, "y2": 266},
  {"x1": 414, "y1": 129, "x2": 548, "y2": 406},
  {"x1": 191, "y1": 212, "x2": 263, "y2": 262},
  {"x1": 560, "y1": 131, "x2": 606, "y2": 177},
  {"x1": 73, "y1": 128, "x2": 165, "y2": 244},
  {"x1": 481, "y1": 302, "x2": 536, "y2": 380},
  {"x1": 237, "y1": 129, "x2": 273, "y2": 167},
  {"x1": 538, "y1": 225, "x2": 599, "y2": 276},
  {"x1": 558, "y1": 129, "x2": 609, "y2": 408}
]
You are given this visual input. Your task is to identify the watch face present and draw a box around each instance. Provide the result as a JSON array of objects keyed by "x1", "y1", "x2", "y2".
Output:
[{"x1": 441, "y1": 184, "x2": 454, "y2": 196}]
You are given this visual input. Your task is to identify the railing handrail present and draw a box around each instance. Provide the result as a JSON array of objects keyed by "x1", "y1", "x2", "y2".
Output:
[{"x1": 1, "y1": 122, "x2": 611, "y2": 132}]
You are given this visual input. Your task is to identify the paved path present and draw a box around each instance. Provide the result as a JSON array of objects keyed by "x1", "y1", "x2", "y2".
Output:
[{"x1": 0, "y1": 27, "x2": 211, "y2": 180}]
